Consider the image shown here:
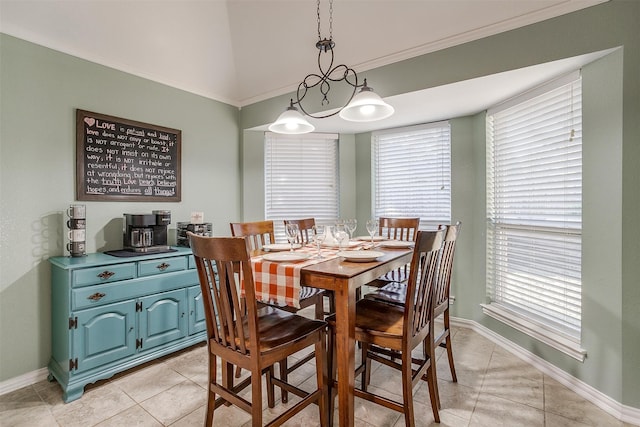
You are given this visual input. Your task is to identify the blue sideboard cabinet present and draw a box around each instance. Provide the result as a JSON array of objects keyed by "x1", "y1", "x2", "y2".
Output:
[{"x1": 48, "y1": 247, "x2": 206, "y2": 402}]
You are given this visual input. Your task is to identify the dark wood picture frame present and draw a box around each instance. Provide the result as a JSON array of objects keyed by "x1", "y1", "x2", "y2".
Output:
[{"x1": 76, "y1": 109, "x2": 181, "y2": 202}]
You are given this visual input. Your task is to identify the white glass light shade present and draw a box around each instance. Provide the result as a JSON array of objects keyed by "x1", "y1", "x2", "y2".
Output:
[
  {"x1": 268, "y1": 105, "x2": 315, "y2": 134},
  {"x1": 339, "y1": 85, "x2": 394, "y2": 122}
]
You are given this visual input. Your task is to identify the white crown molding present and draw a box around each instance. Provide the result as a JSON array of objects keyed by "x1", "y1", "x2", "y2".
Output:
[{"x1": 451, "y1": 316, "x2": 640, "y2": 426}]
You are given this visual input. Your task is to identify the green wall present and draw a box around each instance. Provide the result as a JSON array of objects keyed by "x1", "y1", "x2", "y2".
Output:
[
  {"x1": 1, "y1": 0, "x2": 638, "y2": 413},
  {"x1": 240, "y1": 0, "x2": 639, "y2": 409},
  {"x1": 0, "y1": 34, "x2": 241, "y2": 381}
]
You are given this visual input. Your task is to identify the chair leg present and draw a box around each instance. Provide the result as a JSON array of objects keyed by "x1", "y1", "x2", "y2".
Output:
[
  {"x1": 205, "y1": 351, "x2": 216, "y2": 426},
  {"x1": 327, "y1": 325, "x2": 336, "y2": 427},
  {"x1": 315, "y1": 297, "x2": 324, "y2": 320},
  {"x1": 361, "y1": 342, "x2": 371, "y2": 391},
  {"x1": 443, "y1": 312, "x2": 457, "y2": 382},
  {"x1": 250, "y1": 369, "x2": 263, "y2": 427},
  {"x1": 401, "y1": 352, "x2": 416, "y2": 427},
  {"x1": 266, "y1": 365, "x2": 275, "y2": 409},
  {"x1": 315, "y1": 333, "x2": 328, "y2": 427},
  {"x1": 279, "y1": 358, "x2": 289, "y2": 403},
  {"x1": 221, "y1": 361, "x2": 234, "y2": 407},
  {"x1": 426, "y1": 362, "x2": 441, "y2": 422}
]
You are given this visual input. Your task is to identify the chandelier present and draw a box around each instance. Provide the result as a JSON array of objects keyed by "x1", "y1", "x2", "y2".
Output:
[{"x1": 268, "y1": 0, "x2": 394, "y2": 134}]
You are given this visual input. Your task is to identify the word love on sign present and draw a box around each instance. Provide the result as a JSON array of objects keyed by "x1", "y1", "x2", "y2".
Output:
[{"x1": 76, "y1": 109, "x2": 181, "y2": 202}]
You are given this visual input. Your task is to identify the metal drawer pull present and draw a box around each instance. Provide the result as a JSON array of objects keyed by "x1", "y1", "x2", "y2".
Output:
[
  {"x1": 97, "y1": 271, "x2": 115, "y2": 280},
  {"x1": 87, "y1": 292, "x2": 106, "y2": 301},
  {"x1": 156, "y1": 262, "x2": 170, "y2": 271}
]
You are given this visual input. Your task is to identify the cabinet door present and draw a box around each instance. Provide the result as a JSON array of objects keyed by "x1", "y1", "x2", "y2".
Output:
[
  {"x1": 187, "y1": 285, "x2": 206, "y2": 335},
  {"x1": 138, "y1": 289, "x2": 187, "y2": 351},
  {"x1": 73, "y1": 300, "x2": 137, "y2": 373}
]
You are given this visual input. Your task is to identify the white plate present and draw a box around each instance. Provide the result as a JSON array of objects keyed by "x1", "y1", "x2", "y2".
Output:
[
  {"x1": 337, "y1": 250, "x2": 384, "y2": 262},
  {"x1": 262, "y1": 252, "x2": 310, "y2": 262},
  {"x1": 355, "y1": 235, "x2": 385, "y2": 241},
  {"x1": 379, "y1": 240, "x2": 414, "y2": 248},
  {"x1": 263, "y1": 243, "x2": 301, "y2": 251}
]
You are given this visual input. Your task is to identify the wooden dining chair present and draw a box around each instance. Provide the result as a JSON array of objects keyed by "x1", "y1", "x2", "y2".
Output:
[
  {"x1": 188, "y1": 233, "x2": 328, "y2": 427},
  {"x1": 358, "y1": 217, "x2": 420, "y2": 299},
  {"x1": 327, "y1": 229, "x2": 445, "y2": 426},
  {"x1": 364, "y1": 221, "x2": 462, "y2": 383},
  {"x1": 229, "y1": 220, "x2": 275, "y2": 255},
  {"x1": 230, "y1": 219, "x2": 327, "y2": 402},
  {"x1": 283, "y1": 217, "x2": 336, "y2": 316},
  {"x1": 283, "y1": 217, "x2": 316, "y2": 245}
]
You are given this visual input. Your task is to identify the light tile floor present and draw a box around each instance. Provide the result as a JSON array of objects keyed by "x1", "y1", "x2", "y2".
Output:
[{"x1": 1, "y1": 321, "x2": 633, "y2": 427}]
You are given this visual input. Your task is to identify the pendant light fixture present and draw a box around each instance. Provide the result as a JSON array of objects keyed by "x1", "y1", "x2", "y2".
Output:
[{"x1": 268, "y1": 0, "x2": 394, "y2": 134}]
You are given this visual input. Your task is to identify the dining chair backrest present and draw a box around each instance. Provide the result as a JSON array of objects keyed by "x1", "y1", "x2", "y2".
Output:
[
  {"x1": 229, "y1": 220, "x2": 275, "y2": 254},
  {"x1": 379, "y1": 217, "x2": 420, "y2": 241},
  {"x1": 189, "y1": 233, "x2": 329, "y2": 425},
  {"x1": 404, "y1": 229, "x2": 445, "y2": 341},
  {"x1": 283, "y1": 218, "x2": 316, "y2": 244},
  {"x1": 189, "y1": 236, "x2": 259, "y2": 356},
  {"x1": 434, "y1": 221, "x2": 462, "y2": 317}
]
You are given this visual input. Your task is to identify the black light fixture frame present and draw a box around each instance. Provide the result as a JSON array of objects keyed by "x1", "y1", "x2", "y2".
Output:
[{"x1": 294, "y1": 37, "x2": 364, "y2": 119}]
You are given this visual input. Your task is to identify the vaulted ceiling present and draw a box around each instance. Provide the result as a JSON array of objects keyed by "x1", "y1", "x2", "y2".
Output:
[{"x1": 1, "y1": 0, "x2": 609, "y2": 131}]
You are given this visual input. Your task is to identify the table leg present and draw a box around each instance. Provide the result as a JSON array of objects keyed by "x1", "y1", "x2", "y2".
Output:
[{"x1": 334, "y1": 280, "x2": 356, "y2": 426}]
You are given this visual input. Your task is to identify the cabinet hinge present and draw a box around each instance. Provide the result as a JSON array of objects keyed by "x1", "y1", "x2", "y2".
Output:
[
  {"x1": 136, "y1": 338, "x2": 143, "y2": 349},
  {"x1": 136, "y1": 301, "x2": 142, "y2": 312},
  {"x1": 69, "y1": 358, "x2": 78, "y2": 371},
  {"x1": 68, "y1": 317, "x2": 78, "y2": 329}
]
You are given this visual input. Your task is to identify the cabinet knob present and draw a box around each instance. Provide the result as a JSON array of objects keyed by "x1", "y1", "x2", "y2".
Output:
[
  {"x1": 129, "y1": 326, "x2": 134, "y2": 333},
  {"x1": 87, "y1": 292, "x2": 106, "y2": 302},
  {"x1": 97, "y1": 271, "x2": 115, "y2": 280},
  {"x1": 156, "y1": 262, "x2": 170, "y2": 271}
]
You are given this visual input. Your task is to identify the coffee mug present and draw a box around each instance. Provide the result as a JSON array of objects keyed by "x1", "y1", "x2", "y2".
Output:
[
  {"x1": 67, "y1": 218, "x2": 86, "y2": 229},
  {"x1": 68, "y1": 229, "x2": 86, "y2": 242},
  {"x1": 67, "y1": 204, "x2": 86, "y2": 219},
  {"x1": 66, "y1": 241, "x2": 86, "y2": 257}
]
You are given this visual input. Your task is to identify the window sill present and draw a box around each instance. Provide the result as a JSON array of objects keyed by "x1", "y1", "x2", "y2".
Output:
[{"x1": 481, "y1": 303, "x2": 587, "y2": 362}]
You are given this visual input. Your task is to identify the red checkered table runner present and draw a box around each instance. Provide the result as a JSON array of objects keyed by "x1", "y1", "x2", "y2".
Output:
[{"x1": 250, "y1": 246, "x2": 339, "y2": 309}]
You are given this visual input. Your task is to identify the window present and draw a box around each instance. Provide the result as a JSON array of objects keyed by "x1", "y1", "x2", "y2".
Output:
[
  {"x1": 372, "y1": 122, "x2": 451, "y2": 228},
  {"x1": 483, "y1": 71, "x2": 585, "y2": 361},
  {"x1": 265, "y1": 132, "x2": 339, "y2": 241}
]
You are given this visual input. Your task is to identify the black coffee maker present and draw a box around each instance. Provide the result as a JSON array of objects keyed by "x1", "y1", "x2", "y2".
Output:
[{"x1": 123, "y1": 210, "x2": 171, "y2": 253}]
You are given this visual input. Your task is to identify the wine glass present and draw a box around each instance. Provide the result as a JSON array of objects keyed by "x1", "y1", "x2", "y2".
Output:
[
  {"x1": 285, "y1": 223, "x2": 299, "y2": 252},
  {"x1": 334, "y1": 224, "x2": 349, "y2": 252},
  {"x1": 345, "y1": 219, "x2": 357, "y2": 240},
  {"x1": 366, "y1": 218, "x2": 379, "y2": 245},
  {"x1": 311, "y1": 225, "x2": 326, "y2": 258}
]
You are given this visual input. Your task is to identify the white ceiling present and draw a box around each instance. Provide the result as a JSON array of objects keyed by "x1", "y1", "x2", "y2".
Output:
[{"x1": 0, "y1": 0, "x2": 609, "y2": 132}]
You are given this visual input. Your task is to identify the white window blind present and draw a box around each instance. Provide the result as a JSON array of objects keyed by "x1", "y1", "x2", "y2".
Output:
[
  {"x1": 265, "y1": 132, "x2": 339, "y2": 241},
  {"x1": 485, "y1": 72, "x2": 584, "y2": 359},
  {"x1": 372, "y1": 122, "x2": 451, "y2": 228}
]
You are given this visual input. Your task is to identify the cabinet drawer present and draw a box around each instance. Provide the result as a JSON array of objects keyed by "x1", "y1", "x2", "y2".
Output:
[
  {"x1": 72, "y1": 270, "x2": 198, "y2": 310},
  {"x1": 188, "y1": 255, "x2": 196, "y2": 269},
  {"x1": 72, "y1": 263, "x2": 136, "y2": 288},
  {"x1": 138, "y1": 256, "x2": 187, "y2": 277}
]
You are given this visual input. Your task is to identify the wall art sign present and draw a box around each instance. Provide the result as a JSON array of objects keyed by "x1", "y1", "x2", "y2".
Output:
[{"x1": 76, "y1": 109, "x2": 181, "y2": 202}]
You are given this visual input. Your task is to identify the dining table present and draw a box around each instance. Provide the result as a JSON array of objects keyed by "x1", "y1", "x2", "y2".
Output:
[{"x1": 250, "y1": 243, "x2": 413, "y2": 426}]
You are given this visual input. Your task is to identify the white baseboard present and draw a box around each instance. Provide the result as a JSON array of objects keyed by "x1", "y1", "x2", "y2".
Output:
[
  {"x1": 0, "y1": 367, "x2": 49, "y2": 396},
  {"x1": 451, "y1": 317, "x2": 640, "y2": 426}
]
